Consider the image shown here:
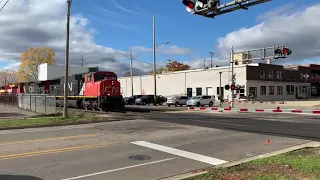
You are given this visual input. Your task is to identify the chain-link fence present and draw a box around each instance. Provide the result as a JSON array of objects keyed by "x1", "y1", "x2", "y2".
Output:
[
  {"x1": 18, "y1": 94, "x2": 57, "y2": 114},
  {"x1": 0, "y1": 94, "x2": 18, "y2": 106},
  {"x1": 0, "y1": 94, "x2": 57, "y2": 114}
]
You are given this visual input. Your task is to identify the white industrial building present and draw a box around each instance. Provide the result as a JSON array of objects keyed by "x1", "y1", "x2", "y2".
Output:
[
  {"x1": 118, "y1": 63, "x2": 312, "y2": 101},
  {"x1": 38, "y1": 63, "x2": 98, "y2": 81}
]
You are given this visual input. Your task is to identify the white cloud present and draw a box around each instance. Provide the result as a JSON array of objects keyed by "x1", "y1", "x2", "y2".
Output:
[
  {"x1": 3, "y1": 61, "x2": 21, "y2": 70},
  {"x1": 216, "y1": 3, "x2": 320, "y2": 63},
  {"x1": 130, "y1": 45, "x2": 192, "y2": 55}
]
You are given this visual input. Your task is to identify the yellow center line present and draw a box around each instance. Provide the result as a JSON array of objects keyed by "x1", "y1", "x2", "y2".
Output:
[
  {"x1": 0, "y1": 134, "x2": 98, "y2": 146},
  {"x1": 0, "y1": 142, "x2": 118, "y2": 160}
]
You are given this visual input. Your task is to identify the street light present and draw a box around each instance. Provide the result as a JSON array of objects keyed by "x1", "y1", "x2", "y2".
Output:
[{"x1": 153, "y1": 15, "x2": 170, "y2": 105}]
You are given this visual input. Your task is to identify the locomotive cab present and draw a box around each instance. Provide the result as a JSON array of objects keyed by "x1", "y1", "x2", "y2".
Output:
[{"x1": 82, "y1": 71, "x2": 123, "y2": 110}]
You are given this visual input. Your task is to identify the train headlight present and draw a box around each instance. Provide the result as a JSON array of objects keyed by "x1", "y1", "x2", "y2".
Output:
[{"x1": 107, "y1": 93, "x2": 110, "y2": 96}]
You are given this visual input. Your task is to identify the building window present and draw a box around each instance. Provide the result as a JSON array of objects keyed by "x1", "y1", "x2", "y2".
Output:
[
  {"x1": 196, "y1": 87, "x2": 202, "y2": 96},
  {"x1": 277, "y1": 86, "x2": 283, "y2": 95},
  {"x1": 276, "y1": 71, "x2": 282, "y2": 79},
  {"x1": 260, "y1": 69, "x2": 266, "y2": 78},
  {"x1": 269, "y1": 86, "x2": 274, "y2": 95},
  {"x1": 260, "y1": 86, "x2": 266, "y2": 95},
  {"x1": 268, "y1": 71, "x2": 274, "y2": 79},
  {"x1": 286, "y1": 85, "x2": 294, "y2": 95},
  {"x1": 249, "y1": 87, "x2": 257, "y2": 97}
]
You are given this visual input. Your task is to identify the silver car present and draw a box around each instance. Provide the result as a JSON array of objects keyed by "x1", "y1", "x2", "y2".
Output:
[
  {"x1": 187, "y1": 95, "x2": 215, "y2": 107},
  {"x1": 166, "y1": 95, "x2": 190, "y2": 107}
]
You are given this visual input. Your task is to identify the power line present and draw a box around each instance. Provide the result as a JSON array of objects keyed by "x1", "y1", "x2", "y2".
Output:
[{"x1": 0, "y1": 0, "x2": 10, "y2": 12}]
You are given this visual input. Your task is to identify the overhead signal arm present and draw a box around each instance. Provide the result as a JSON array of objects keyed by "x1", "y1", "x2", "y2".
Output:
[{"x1": 185, "y1": 0, "x2": 272, "y2": 18}]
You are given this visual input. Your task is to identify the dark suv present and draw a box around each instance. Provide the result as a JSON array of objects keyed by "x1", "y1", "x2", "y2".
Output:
[
  {"x1": 124, "y1": 95, "x2": 144, "y2": 105},
  {"x1": 135, "y1": 95, "x2": 167, "y2": 105}
]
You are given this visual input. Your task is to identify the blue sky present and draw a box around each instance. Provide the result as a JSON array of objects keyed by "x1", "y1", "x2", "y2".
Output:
[
  {"x1": 1, "y1": 0, "x2": 320, "y2": 72},
  {"x1": 69, "y1": 0, "x2": 319, "y2": 68}
]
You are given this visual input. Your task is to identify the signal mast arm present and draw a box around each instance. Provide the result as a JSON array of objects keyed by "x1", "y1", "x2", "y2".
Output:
[{"x1": 183, "y1": 0, "x2": 272, "y2": 18}]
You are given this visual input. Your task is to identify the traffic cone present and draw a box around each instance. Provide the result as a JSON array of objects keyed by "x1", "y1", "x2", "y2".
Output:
[{"x1": 266, "y1": 139, "x2": 270, "y2": 144}]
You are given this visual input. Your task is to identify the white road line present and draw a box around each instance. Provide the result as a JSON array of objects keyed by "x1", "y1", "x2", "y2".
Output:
[
  {"x1": 131, "y1": 141, "x2": 228, "y2": 165},
  {"x1": 60, "y1": 158, "x2": 175, "y2": 180}
]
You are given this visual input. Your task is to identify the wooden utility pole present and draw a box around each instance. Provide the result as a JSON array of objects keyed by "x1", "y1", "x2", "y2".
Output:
[
  {"x1": 130, "y1": 52, "x2": 134, "y2": 96},
  {"x1": 63, "y1": 0, "x2": 71, "y2": 117}
]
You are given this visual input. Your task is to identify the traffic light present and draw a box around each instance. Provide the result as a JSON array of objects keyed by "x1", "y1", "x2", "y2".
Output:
[
  {"x1": 225, "y1": 85, "x2": 230, "y2": 90},
  {"x1": 231, "y1": 85, "x2": 236, "y2": 90},
  {"x1": 182, "y1": 0, "x2": 195, "y2": 12},
  {"x1": 274, "y1": 46, "x2": 292, "y2": 58},
  {"x1": 283, "y1": 48, "x2": 292, "y2": 55}
]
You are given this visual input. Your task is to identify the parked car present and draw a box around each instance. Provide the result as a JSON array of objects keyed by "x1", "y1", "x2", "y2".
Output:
[
  {"x1": 186, "y1": 95, "x2": 215, "y2": 107},
  {"x1": 124, "y1": 95, "x2": 144, "y2": 105},
  {"x1": 135, "y1": 95, "x2": 166, "y2": 105},
  {"x1": 166, "y1": 95, "x2": 190, "y2": 107}
]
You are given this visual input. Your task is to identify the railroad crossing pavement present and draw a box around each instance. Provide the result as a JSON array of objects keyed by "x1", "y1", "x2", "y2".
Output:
[{"x1": 0, "y1": 111, "x2": 319, "y2": 180}]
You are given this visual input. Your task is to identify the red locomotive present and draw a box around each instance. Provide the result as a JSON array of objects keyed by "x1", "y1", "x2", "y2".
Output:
[{"x1": 0, "y1": 71, "x2": 124, "y2": 110}]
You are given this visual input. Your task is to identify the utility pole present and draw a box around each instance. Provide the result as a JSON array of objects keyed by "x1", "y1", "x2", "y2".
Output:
[
  {"x1": 230, "y1": 47, "x2": 234, "y2": 108},
  {"x1": 81, "y1": 55, "x2": 84, "y2": 67},
  {"x1": 203, "y1": 59, "x2": 206, "y2": 69},
  {"x1": 63, "y1": 0, "x2": 71, "y2": 118},
  {"x1": 167, "y1": 59, "x2": 172, "y2": 71},
  {"x1": 152, "y1": 15, "x2": 157, "y2": 105},
  {"x1": 209, "y1": 52, "x2": 214, "y2": 68},
  {"x1": 130, "y1": 52, "x2": 134, "y2": 96},
  {"x1": 219, "y1": 71, "x2": 222, "y2": 107}
]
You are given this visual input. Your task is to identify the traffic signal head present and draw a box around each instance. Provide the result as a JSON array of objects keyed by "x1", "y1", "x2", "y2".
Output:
[
  {"x1": 182, "y1": 0, "x2": 195, "y2": 12},
  {"x1": 283, "y1": 48, "x2": 292, "y2": 55},
  {"x1": 225, "y1": 85, "x2": 230, "y2": 90},
  {"x1": 274, "y1": 46, "x2": 292, "y2": 58},
  {"x1": 231, "y1": 85, "x2": 236, "y2": 90}
]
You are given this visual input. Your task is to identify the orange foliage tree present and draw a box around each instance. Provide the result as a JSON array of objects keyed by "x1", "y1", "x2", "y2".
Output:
[
  {"x1": 18, "y1": 47, "x2": 56, "y2": 82},
  {"x1": 0, "y1": 69, "x2": 18, "y2": 86},
  {"x1": 165, "y1": 61, "x2": 190, "y2": 71},
  {"x1": 148, "y1": 61, "x2": 190, "y2": 75}
]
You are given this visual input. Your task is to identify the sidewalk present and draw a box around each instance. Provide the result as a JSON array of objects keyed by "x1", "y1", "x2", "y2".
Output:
[{"x1": 0, "y1": 105, "x2": 38, "y2": 119}]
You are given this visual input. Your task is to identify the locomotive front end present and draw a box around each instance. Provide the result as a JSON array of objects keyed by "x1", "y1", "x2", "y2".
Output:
[{"x1": 96, "y1": 72, "x2": 123, "y2": 108}]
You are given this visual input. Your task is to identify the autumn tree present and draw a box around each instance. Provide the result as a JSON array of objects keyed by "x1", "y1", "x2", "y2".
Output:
[
  {"x1": 147, "y1": 61, "x2": 190, "y2": 75},
  {"x1": 0, "y1": 69, "x2": 18, "y2": 86},
  {"x1": 165, "y1": 61, "x2": 190, "y2": 71},
  {"x1": 18, "y1": 47, "x2": 56, "y2": 82}
]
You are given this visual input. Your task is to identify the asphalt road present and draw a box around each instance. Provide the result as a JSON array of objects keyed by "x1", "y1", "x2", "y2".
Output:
[{"x1": 0, "y1": 111, "x2": 319, "y2": 180}]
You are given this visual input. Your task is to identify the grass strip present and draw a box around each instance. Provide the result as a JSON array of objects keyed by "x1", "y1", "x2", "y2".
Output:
[
  {"x1": 187, "y1": 147, "x2": 320, "y2": 180},
  {"x1": 0, "y1": 114, "x2": 123, "y2": 130}
]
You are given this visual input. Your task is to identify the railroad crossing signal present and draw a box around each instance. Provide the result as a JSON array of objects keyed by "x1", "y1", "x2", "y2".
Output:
[
  {"x1": 274, "y1": 46, "x2": 292, "y2": 59},
  {"x1": 182, "y1": 0, "x2": 272, "y2": 19},
  {"x1": 231, "y1": 84, "x2": 236, "y2": 90},
  {"x1": 225, "y1": 84, "x2": 230, "y2": 90}
]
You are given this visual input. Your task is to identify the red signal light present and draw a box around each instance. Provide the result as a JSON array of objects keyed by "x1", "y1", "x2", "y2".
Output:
[
  {"x1": 182, "y1": 0, "x2": 195, "y2": 9},
  {"x1": 283, "y1": 48, "x2": 292, "y2": 55},
  {"x1": 231, "y1": 85, "x2": 236, "y2": 90}
]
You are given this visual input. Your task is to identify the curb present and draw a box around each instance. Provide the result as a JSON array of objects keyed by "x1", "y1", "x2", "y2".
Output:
[
  {"x1": 0, "y1": 118, "x2": 137, "y2": 131},
  {"x1": 161, "y1": 141, "x2": 320, "y2": 180},
  {"x1": 188, "y1": 107, "x2": 320, "y2": 115}
]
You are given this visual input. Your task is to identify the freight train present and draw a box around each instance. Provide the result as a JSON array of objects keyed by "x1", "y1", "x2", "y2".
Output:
[{"x1": 0, "y1": 71, "x2": 124, "y2": 110}]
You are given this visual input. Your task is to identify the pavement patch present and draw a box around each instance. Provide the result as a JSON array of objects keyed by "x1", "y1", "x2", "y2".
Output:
[{"x1": 131, "y1": 141, "x2": 228, "y2": 165}]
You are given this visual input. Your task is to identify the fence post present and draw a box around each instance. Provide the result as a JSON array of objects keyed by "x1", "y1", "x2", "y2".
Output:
[
  {"x1": 29, "y1": 94, "x2": 31, "y2": 111},
  {"x1": 45, "y1": 95, "x2": 47, "y2": 114}
]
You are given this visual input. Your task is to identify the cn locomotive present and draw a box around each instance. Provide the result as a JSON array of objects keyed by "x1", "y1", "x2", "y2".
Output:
[{"x1": 0, "y1": 71, "x2": 124, "y2": 110}]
